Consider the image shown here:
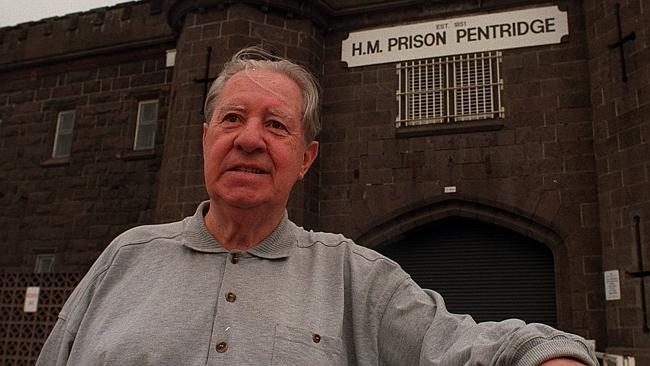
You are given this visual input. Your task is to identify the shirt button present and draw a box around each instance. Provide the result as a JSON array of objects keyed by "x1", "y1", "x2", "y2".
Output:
[
  {"x1": 216, "y1": 341, "x2": 228, "y2": 353},
  {"x1": 312, "y1": 333, "x2": 321, "y2": 343},
  {"x1": 231, "y1": 253, "x2": 240, "y2": 264},
  {"x1": 226, "y1": 292, "x2": 237, "y2": 302}
]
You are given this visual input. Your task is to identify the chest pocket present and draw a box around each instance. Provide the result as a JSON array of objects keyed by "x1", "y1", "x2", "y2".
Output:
[{"x1": 271, "y1": 324, "x2": 343, "y2": 365}]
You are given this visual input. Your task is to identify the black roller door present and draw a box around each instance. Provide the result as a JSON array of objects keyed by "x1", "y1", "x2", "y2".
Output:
[{"x1": 379, "y1": 217, "x2": 557, "y2": 326}]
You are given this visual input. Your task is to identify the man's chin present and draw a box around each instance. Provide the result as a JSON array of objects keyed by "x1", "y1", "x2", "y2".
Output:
[
  {"x1": 213, "y1": 194, "x2": 272, "y2": 210},
  {"x1": 208, "y1": 187, "x2": 288, "y2": 212}
]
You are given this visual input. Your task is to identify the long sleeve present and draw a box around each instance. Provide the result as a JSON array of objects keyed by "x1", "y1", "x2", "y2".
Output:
[
  {"x1": 36, "y1": 318, "x2": 75, "y2": 366},
  {"x1": 378, "y1": 277, "x2": 598, "y2": 366},
  {"x1": 35, "y1": 235, "x2": 114, "y2": 366}
]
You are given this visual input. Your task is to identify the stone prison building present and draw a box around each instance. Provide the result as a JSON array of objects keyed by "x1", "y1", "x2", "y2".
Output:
[{"x1": 0, "y1": 0, "x2": 649, "y2": 364}]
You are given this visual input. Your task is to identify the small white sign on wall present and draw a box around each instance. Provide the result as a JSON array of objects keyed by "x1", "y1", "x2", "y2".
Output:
[
  {"x1": 166, "y1": 49, "x2": 177, "y2": 67},
  {"x1": 24, "y1": 286, "x2": 40, "y2": 313},
  {"x1": 604, "y1": 270, "x2": 621, "y2": 301}
]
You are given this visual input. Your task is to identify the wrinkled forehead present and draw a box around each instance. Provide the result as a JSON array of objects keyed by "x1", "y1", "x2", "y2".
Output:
[{"x1": 216, "y1": 68, "x2": 305, "y2": 119}]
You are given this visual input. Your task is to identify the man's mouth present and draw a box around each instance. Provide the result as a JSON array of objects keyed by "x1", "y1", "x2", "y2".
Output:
[{"x1": 232, "y1": 167, "x2": 265, "y2": 174}]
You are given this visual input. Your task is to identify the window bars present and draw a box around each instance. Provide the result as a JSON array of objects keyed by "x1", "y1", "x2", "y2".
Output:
[
  {"x1": 52, "y1": 111, "x2": 75, "y2": 158},
  {"x1": 396, "y1": 51, "x2": 504, "y2": 128},
  {"x1": 133, "y1": 100, "x2": 159, "y2": 151},
  {"x1": 34, "y1": 254, "x2": 55, "y2": 273}
]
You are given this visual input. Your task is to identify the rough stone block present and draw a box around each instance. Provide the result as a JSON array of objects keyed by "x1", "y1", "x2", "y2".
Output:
[
  {"x1": 119, "y1": 61, "x2": 144, "y2": 76},
  {"x1": 221, "y1": 19, "x2": 251, "y2": 36},
  {"x1": 252, "y1": 24, "x2": 298, "y2": 45}
]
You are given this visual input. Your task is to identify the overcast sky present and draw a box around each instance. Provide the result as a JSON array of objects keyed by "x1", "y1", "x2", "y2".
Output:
[{"x1": 0, "y1": 0, "x2": 131, "y2": 27}]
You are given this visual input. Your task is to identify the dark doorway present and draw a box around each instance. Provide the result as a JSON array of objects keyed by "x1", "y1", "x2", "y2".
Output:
[{"x1": 379, "y1": 217, "x2": 557, "y2": 326}]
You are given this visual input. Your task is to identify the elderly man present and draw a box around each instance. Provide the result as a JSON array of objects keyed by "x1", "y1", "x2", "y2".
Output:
[{"x1": 37, "y1": 47, "x2": 597, "y2": 365}]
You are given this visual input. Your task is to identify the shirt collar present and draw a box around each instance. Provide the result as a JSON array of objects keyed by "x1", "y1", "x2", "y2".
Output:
[{"x1": 182, "y1": 201, "x2": 296, "y2": 259}]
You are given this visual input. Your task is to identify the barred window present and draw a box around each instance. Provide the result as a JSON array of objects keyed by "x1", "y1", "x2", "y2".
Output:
[
  {"x1": 396, "y1": 52, "x2": 504, "y2": 128},
  {"x1": 134, "y1": 100, "x2": 159, "y2": 150},
  {"x1": 52, "y1": 110, "x2": 75, "y2": 158},
  {"x1": 34, "y1": 254, "x2": 55, "y2": 273}
]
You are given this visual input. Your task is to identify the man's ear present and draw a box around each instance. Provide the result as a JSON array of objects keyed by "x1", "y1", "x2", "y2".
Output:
[
  {"x1": 202, "y1": 123, "x2": 210, "y2": 155},
  {"x1": 202, "y1": 122, "x2": 208, "y2": 142},
  {"x1": 299, "y1": 140, "x2": 319, "y2": 180}
]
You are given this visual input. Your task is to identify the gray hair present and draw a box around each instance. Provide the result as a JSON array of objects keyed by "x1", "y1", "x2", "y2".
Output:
[{"x1": 204, "y1": 47, "x2": 321, "y2": 142}]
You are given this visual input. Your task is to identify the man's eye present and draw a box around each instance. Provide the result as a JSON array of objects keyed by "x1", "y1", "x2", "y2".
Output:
[
  {"x1": 269, "y1": 120, "x2": 287, "y2": 131},
  {"x1": 224, "y1": 114, "x2": 241, "y2": 123}
]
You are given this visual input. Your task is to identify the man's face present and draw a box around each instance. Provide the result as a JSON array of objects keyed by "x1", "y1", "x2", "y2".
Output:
[{"x1": 203, "y1": 68, "x2": 319, "y2": 212}]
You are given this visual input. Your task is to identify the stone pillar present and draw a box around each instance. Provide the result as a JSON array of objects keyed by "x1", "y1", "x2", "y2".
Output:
[{"x1": 583, "y1": 0, "x2": 650, "y2": 361}]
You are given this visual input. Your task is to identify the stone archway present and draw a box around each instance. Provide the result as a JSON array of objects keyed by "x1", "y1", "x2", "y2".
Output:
[{"x1": 356, "y1": 198, "x2": 572, "y2": 329}]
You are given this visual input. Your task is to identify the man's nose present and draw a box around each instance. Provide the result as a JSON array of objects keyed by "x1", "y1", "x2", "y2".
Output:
[{"x1": 233, "y1": 119, "x2": 266, "y2": 153}]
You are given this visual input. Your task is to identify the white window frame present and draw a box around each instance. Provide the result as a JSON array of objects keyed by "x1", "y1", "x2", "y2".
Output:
[
  {"x1": 52, "y1": 110, "x2": 75, "y2": 158},
  {"x1": 396, "y1": 51, "x2": 504, "y2": 128},
  {"x1": 34, "y1": 254, "x2": 55, "y2": 273},
  {"x1": 133, "y1": 99, "x2": 159, "y2": 151}
]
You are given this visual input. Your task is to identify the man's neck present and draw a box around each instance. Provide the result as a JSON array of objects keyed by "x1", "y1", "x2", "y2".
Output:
[{"x1": 203, "y1": 200, "x2": 285, "y2": 251}]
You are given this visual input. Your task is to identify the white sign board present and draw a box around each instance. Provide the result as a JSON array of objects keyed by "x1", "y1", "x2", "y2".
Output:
[
  {"x1": 24, "y1": 286, "x2": 40, "y2": 313},
  {"x1": 444, "y1": 186, "x2": 457, "y2": 193},
  {"x1": 604, "y1": 270, "x2": 621, "y2": 301},
  {"x1": 341, "y1": 5, "x2": 568, "y2": 67}
]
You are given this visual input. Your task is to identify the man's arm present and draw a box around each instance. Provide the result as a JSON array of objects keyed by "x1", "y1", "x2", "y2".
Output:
[
  {"x1": 377, "y1": 277, "x2": 598, "y2": 366},
  {"x1": 36, "y1": 319, "x2": 74, "y2": 366}
]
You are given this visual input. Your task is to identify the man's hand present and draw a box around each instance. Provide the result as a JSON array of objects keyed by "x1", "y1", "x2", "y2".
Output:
[{"x1": 540, "y1": 358, "x2": 586, "y2": 366}]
